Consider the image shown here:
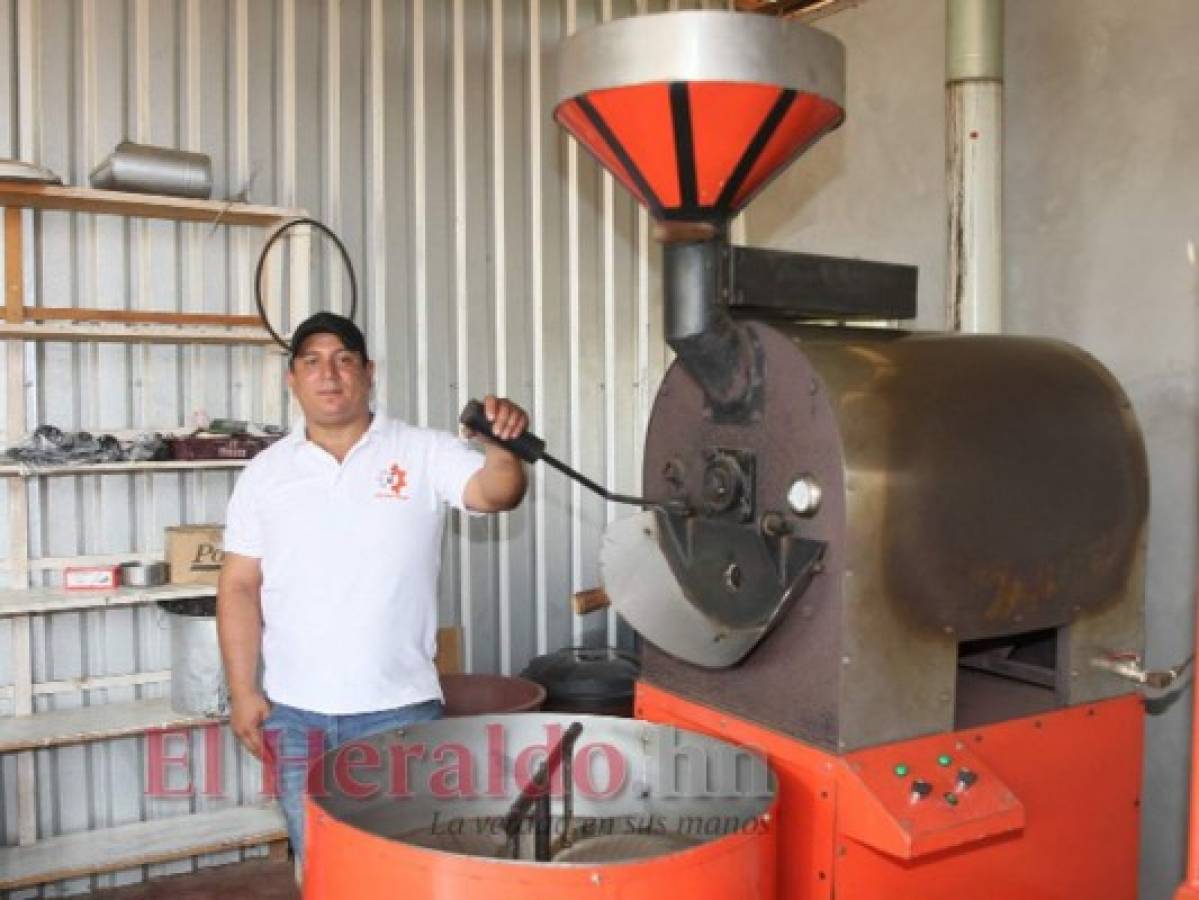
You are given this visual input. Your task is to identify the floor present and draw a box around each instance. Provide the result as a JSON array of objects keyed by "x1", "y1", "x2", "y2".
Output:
[{"x1": 89, "y1": 859, "x2": 299, "y2": 900}]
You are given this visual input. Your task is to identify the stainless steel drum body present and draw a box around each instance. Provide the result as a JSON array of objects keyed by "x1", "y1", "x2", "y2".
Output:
[
  {"x1": 302, "y1": 714, "x2": 777, "y2": 899},
  {"x1": 640, "y1": 323, "x2": 1148, "y2": 751}
]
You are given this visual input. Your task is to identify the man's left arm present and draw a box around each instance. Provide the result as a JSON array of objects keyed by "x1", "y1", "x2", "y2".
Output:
[{"x1": 462, "y1": 395, "x2": 529, "y2": 513}]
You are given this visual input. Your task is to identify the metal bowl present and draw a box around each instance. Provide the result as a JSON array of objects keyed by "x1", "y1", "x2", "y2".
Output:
[{"x1": 439, "y1": 673, "x2": 546, "y2": 717}]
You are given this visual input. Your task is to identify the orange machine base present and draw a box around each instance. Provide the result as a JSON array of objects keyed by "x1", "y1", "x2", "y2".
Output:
[{"x1": 636, "y1": 682, "x2": 1143, "y2": 900}]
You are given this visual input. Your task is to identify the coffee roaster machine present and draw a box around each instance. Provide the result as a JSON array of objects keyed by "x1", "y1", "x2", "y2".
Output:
[{"x1": 303, "y1": 12, "x2": 1150, "y2": 899}]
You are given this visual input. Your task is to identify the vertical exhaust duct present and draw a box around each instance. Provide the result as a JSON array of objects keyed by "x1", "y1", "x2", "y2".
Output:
[{"x1": 947, "y1": 0, "x2": 1004, "y2": 333}]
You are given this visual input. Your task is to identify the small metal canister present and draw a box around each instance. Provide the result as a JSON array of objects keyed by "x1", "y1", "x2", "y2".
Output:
[
  {"x1": 120, "y1": 560, "x2": 168, "y2": 588},
  {"x1": 90, "y1": 141, "x2": 213, "y2": 199}
]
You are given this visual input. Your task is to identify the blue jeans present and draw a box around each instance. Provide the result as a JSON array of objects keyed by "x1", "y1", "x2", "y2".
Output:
[{"x1": 263, "y1": 698, "x2": 443, "y2": 862}]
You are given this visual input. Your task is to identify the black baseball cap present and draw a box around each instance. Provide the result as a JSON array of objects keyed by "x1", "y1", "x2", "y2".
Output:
[{"x1": 288, "y1": 312, "x2": 369, "y2": 364}]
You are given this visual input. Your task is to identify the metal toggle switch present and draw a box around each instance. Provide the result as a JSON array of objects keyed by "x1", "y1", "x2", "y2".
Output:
[{"x1": 909, "y1": 779, "x2": 933, "y2": 803}]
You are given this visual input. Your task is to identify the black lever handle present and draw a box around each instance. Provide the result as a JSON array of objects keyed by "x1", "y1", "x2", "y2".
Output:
[
  {"x1": 459, "y1": 399, "x2": 546, "y2": 463},
  {"x1": 458, "y1": 398, "x2": 690, "y2": 515}
]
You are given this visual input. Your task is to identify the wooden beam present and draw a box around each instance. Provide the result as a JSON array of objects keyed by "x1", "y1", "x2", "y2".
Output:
[
  {"x1": 9, "y1": 669, "x2": 171, "y2": 699},
  {"x1": 266, "y1": 840, "x2": 290, "y2": 863},
  {"x1": 5, "y1": 204, "x2": 34, "y2": 844},
  {"x1": 25, "y1": 306, "x2": 265, "y2": 328},
  {"x1": 0, "y1": 459, "x2": 252, "y2": 478},
  {"x1": 0, "y1": 322, "x2": 278, "y2": 346},
  {"x1": 0, "y1": 804, "x2": 286, "y2": 890},
  {"x1": 0, "y1": 697, "x2": 222, "y2": 753},
  {"x1": 572, "y1": 587, "x2": 611, "y2": 616},
  {"x1": 435, "y1": 626, "x2": 463, "y2": 675},
  {"x1": 4, "y1": 207, "x2": 23, "y2": 323},
  {"x1": 0, "y1": 583, "x2": 217, "y2": 619},
  {"x1": 0, "y1": 182, "x2": 302, "y2": 228},
  {"x1": 11, "y1": 616, "x2": 34, "y2": 845}
]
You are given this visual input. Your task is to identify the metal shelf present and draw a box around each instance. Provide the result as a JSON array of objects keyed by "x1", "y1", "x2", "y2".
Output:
[
  {"x1": 0, "y1": 458, "x2": 251, "y2": 477},
  {"x1": 0, "y1": 697, "x2": 222, "y2": 753},
  {"x1": 0, "y1": 803, "x2": 286, "y2": 891},
  {"x1": 0, "y1": 583, "x2": 216, "y2": 619}
]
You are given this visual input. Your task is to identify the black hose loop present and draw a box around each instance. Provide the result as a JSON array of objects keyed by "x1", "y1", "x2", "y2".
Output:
[{"x1": 254, "y1": 216, "x2": 358, "y2": 351}]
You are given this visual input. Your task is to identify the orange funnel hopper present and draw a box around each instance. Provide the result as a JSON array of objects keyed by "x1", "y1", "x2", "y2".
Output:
[{"x1": 553, "y1": 12, "x2": 845, "y2": 225}]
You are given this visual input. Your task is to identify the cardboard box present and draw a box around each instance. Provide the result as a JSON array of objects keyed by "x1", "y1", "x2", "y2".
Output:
[{"x1": 166, "y1": 524, "x2": 225, "y2": 586}]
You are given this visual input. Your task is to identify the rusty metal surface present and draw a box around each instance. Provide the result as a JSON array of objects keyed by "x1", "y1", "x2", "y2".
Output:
[
  {"x1": 797, "y1": 327, "x2": 1148, "y2": 640},
  {"x1": 639, "y1": 324, "x2": 1147, "y2": 750}
]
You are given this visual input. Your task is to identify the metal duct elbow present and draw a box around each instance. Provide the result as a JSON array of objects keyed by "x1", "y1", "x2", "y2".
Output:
[{"x1": 663, "y1": 240, "x2": 761, "y2": 421}]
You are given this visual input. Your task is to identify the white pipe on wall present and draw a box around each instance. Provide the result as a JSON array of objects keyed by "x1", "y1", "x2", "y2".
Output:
[{"x1": 946, "y1": 0, "x2": 1003, "y2": 333}]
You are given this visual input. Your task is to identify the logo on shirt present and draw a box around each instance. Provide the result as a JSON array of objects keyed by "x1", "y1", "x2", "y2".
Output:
[{"x1": 375, "y1": 463, "x2": 410, "y2": 500}]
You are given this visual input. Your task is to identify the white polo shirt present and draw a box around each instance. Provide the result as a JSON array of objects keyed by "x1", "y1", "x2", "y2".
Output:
[{"x1": 223, "y1": 413, "x2": 484, "y2": 714}]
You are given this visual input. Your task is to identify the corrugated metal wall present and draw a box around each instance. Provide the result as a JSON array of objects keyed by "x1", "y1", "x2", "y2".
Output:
[{"x1": 0, "y1": 0, "x2": 731, "y2": 894}]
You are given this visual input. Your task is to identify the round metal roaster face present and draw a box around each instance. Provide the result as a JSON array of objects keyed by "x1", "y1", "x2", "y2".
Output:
[
  {"x1": 302, "y1": 714, "x2": 778, "y2": 899},
  {"x1": 642, "y1": 320, "x2": 847, "y2": 624}
]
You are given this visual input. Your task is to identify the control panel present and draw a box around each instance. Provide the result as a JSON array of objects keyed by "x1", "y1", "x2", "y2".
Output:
[{"x1": 835, "y1": 739, "x2": 1024, "y2": 859}]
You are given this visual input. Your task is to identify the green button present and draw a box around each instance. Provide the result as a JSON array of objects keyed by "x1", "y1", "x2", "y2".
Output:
[
  {"x1": 944, "y1": 792, "x2": 959, "y2": 806},
  {"x1": 894, "y1": 763, "x2": 909, "y2": 777},
  {"x1": 937, "y1": 754, "x2": 952, "y2": 767}
]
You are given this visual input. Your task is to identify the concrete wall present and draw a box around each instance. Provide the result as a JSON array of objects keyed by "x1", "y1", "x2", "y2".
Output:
[
  {"x1": 746, "y1": 0, "x2": 947, "y2": 330},
  {"x1": 747, "y1": 1, "x2": 1199, "y2": 897},
  {"x1": 1006, "y1": 4, "x2": 1198, "y2": 897}
]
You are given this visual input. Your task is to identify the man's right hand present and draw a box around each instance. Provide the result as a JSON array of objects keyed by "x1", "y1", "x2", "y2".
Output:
[{"x1": 230, "y1": 691, "x2": 271, "y2": 759}]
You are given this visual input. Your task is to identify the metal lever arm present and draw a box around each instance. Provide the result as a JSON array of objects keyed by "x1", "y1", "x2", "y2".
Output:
[
  {"x1": 459, "y1": 399, "x2": 686, "y2": 513},
  {"x1": 502, "y1": 721, "x2": 584, "y2": 861}
]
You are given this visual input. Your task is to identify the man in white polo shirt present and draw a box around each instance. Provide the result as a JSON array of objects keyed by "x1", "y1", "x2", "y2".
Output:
[{"x1": 216, "y1": 311, "x2": 528, "y2": 864}]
